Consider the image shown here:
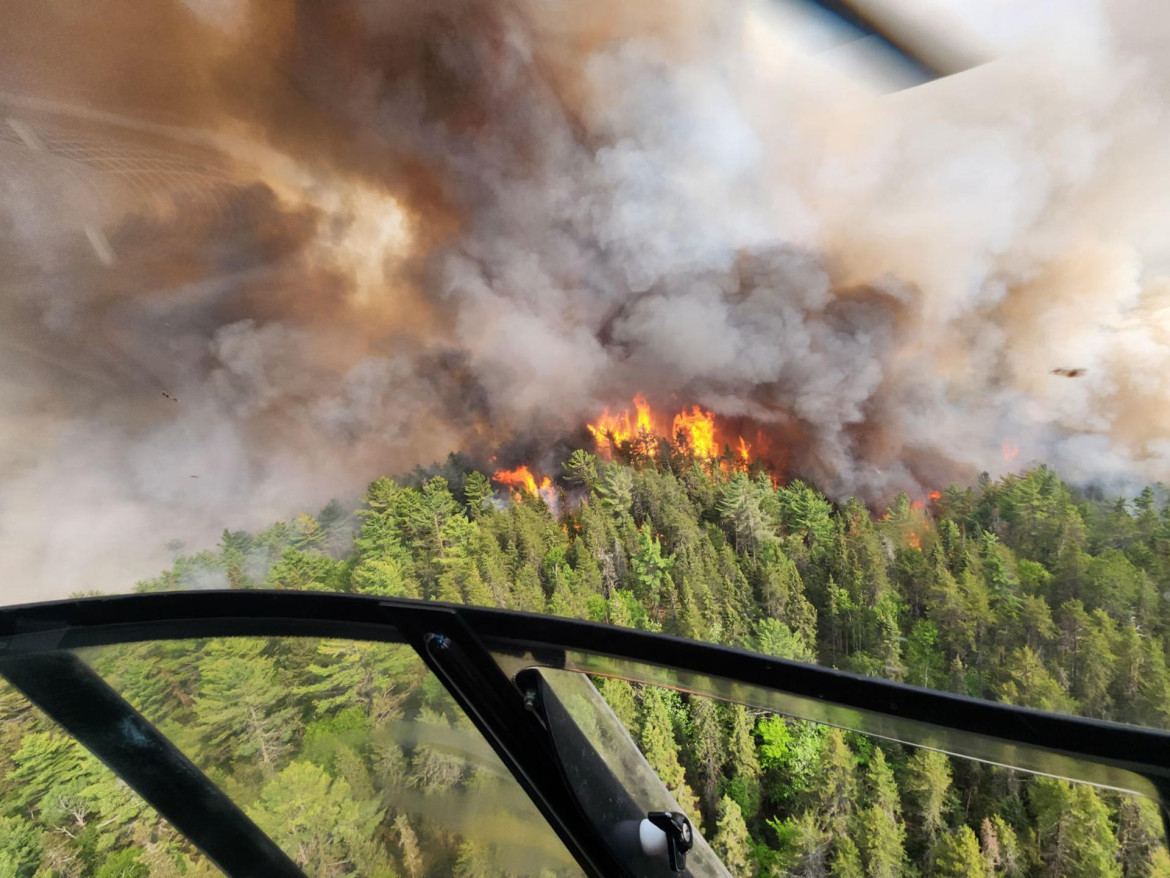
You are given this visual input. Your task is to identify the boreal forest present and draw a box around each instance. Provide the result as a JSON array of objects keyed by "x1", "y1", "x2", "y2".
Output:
[{"x1": 5, "y1": 429, "x2": 1170, "y2": 877}]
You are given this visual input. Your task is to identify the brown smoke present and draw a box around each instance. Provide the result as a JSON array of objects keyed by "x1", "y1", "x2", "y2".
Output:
[{"x1": 2, "y1": 0, "x2": 1169, "y2": 600}]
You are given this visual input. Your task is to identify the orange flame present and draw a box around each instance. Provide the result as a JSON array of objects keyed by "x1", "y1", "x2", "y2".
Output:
[
  {"x1": 588, "y1": 394, "x2": 654, "y2": 454},
  {"x1": 927, "y1": 490, "x2": 941, "y2": 501},
  {"x1": 672, "y1": 406, "x2": 717, "y2": 459},
  {"x1": 908, "y1": 531, "x2": 922, "y2": 551},
  {"x1": 588, "y1": 396, "x2": 754, "y2": 464},
  {"x1": 493, "y1": 465, "x2": 539, "y2": 496},
  {"x1": 1002, "y1": 440, "x2": 1020, "y2": 462},
  {"x1": 493, "y1": 466, "x2": 555, "y2": 506}
]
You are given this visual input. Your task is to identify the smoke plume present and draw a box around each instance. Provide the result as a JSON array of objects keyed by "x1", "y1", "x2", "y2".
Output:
[{"x1": 2, "y1": 0, "x2": 1169, "y2": 599}]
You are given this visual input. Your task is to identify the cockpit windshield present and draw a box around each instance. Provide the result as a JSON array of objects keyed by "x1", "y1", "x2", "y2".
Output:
[{"x1": 6, "y1": 0, "x2": 1170, "y2": 875}]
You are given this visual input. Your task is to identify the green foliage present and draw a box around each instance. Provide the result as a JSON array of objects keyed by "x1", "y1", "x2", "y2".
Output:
[
  {"x1": 563, "y1": 450, "x2": 599, "y2": 489},
  {"x1": 193, "y1": 639, "x2": 301, "y2": 774},
  {"x1": 903, "y1": 749, "x2": 954, "y2": 843},
  {"x1": 777, "y1": 480, "x2": 835, "y2": 550},
  {"x1": 94, "y1": 848, "x2": 148, "y2": 878},
  {"x1": 931, "y1": 825, "x2": 986, "y2": 878},
  {"x1": 1029, "y1": 778, "x2": 1122, "y2": 878},
  {"x1": 595, "y1": 465, "x2": 634, "y2": 518},
  {"x1": 857, "y1": 748, "x2": 906, "y2": 878},
  {"x1": 712, "y1": 795, "x2": 753, "y2": 875},
  {"x1": 718, "y1": 472, "x2": 776, "y2": 554},
  {"x1": 248, "y1": 760, "x2": 383, "y2": 875},
  {"x1": 462, "y1": 471, "x2": 495, "y2": 518},
  {"x1": 9, "y1": 453, "x2": 1170, "y2": 877},
  {"x1": 757, "y1": 716, "x2": 824, "y2": 805},
  {"x1": 266, "y1": 547, "x2": 348, "y2": 591},
  {"x1": 640, "y1": 687, "x2": 702, "y2": 827},
  {"x1": 631, "y1": 526, "x2": 674, "y2": 606},
  {"x1": 0, "y1": 816, "x2": 41, "y2": 878},
  {"x1": 755, "y1": 616, "x2": 815, "y2": 661}
]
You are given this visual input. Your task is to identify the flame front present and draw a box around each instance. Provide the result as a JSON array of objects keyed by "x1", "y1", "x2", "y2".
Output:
[
  {"x1": 587, "y1": 394, "x2": 655, "y2": 454},
  {"x1": 493, "y1": 465, "x2": 539, "y2": 496},
  {"x1": 588, "y1": 396, "x2": 753, "y2": 464},
  {"x1": 672, "y1": 406, "x2": 717, "y2": 459},
  {"x1": 493, "y1": 465, "x2": 556, "y2": 505}
]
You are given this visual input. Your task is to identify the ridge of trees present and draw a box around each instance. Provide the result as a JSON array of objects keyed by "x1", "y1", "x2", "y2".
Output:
[{"x1": 4, "y1": 446, "x2": 1170, "y2": 876}]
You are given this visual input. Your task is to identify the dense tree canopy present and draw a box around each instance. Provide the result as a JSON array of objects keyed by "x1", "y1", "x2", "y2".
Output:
[{"x1": 5, "y1": 445, "x2": 1170, "y2": 875}]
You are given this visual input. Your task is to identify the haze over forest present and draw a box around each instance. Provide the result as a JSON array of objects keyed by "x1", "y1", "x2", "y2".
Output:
[
  {"x1": 5, "y1": 0, "x2": 1170, "y2": 598},
  {"x1": 4, "y1": 439, "x2": 1165, "y2": 875}
]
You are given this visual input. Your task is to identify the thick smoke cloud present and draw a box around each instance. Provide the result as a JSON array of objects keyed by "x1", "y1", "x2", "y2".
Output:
[{"x1": 1, "y1": 0, "x2": 1169, "y2": 600}]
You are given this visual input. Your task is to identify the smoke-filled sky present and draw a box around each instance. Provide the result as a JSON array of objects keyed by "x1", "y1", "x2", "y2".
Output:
[{"x1": 2, "y1": 0, "x2": 1170, "y2": 601}]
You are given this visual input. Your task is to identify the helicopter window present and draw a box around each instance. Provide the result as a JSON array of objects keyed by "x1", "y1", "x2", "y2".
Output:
[
  {"x1": 0, "y1": 676, "x2": 226, "y2": 878},
  {"x1": 55, "y1": 637, "x2": 585, "y2": 878},
  {"x1": 534, "y1": 668, "x2": 1170, "y2": 878}
]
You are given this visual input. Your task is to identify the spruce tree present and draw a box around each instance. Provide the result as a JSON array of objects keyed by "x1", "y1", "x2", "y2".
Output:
[{"x1": 712, "y1": 795, "x2": 753, "y2": 875}]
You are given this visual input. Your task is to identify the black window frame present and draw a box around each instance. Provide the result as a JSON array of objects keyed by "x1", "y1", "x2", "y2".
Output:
[{"x1": 2, "y1": 589, "x2": 1169, "y2": 877}]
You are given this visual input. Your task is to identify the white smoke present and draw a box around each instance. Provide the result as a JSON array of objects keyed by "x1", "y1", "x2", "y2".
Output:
[{"x1": 1, "y1": 0, "x2": 1169, "y2": 601}]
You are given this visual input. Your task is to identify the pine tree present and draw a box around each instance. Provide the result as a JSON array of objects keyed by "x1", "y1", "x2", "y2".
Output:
[
  {"x1": 394, "y1": 814, "x2": 424, "y2": 878},
  {"x1": 996, "y1": 646, "x2": 1076, "y2": 713},
  {"x1": 596, "y1": 465, "x2": 634, "y2": 519},
  {"x1": 596, "y1": 677, "x2": 639, "y2": 733},
  {"x1": 631, "y1": 526, "x2": 674, "y2": 608},
  {"x1": 807, "y1": 728, "x2": 857, "y2": 836},
  {"x1": 0, "y1": 815, "x2": 42, "y2": 877},
  {"x1": 903, "y1": 749, "x2": 953, "y2": 843},
  {"x1": 452, "y1": 840, "x2": 502, "y2": 878},
  {"x1": 193, "y1": 639, "x2": 300, "y2": 775},
  {"x1": 718, "y1": 472, "x2": 775, "y2": 554},
  {"x1": 639, "y1": 687, "x2": 702, "y2": 827},
  {"x1": 712, "y1": 795, "x2": 753, "y2": 875},
  {"x1": 247, "y1": 760, "x2": 383, "y2": 876},
  {"x1": 409, "y1": 708, "x2": 466, "y2": 794},
  {"x1": 299, "y1": 640, "x2": 419, "y2": 722},
  {"x1": 564, "y1": 450, "x2": 599, "y2": 490},
  {"x1": 462, "y1": 471, "x2": 494, "y2": 519},
  {"x1": 685, "y1": 697, "x2": 725, "y2": 819},
  {"x1": 988, "y1": 815, "x2": 1022, "y2": 877},
  {"x1": 931, "y1": 825, "x2": 986, "y2": 877},
  {"x1": 1029, "y1": 778, "x2": 1121, "y2": 878},
  {"x1": 830, "y1": 836, "x2": 865, "y2": 878},
  {"x1": 724, "y1": 703, "x2": 762, "y2": 819},
  {"x1": 1114, "y1": 793, "x2": 1168, "y2": 878},
  {"x1": 857, "y1": 748, "x2": 906, "y2": 878}
]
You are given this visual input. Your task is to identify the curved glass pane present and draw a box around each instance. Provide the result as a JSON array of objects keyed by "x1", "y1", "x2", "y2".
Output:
[
  {"x1": 559, "y1": 674, "x2": 1170, "y2": 878},
  {"x1": 536, "y1": 668, "x2": 731, "y2": 877},
  {"x1": 0, "y1": 677, "x2": 225, "y2": 877},
  {"x1": 75, "y1": 638, "x2": 584, "y2": 877},
  {"x1": 495, "y1": 648, "x2": 1164, "y2": 803}
]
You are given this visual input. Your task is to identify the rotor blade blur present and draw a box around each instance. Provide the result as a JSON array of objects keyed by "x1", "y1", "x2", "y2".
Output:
[{"x1": 794, "y1": 0, "x2": 980, "y2": 83}]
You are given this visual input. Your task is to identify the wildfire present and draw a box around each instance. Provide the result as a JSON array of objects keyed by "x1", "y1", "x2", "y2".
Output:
[
  {"x1": 908, "y1": 531, "x2": 922, "y2": 551},
  {"x1": 928, "y1": 490, "x2": 942, "y2": 502},
  {"x1": 492, "y1": 465, "x2": 551, "y2": 499},
  {"x1": 672, "y1": 406, "x2": 717, "y2": 459},
  {"x1": 1002, "y1": 440, "x2": 1020, "y2": 462},
  {"x1": 588, "y1": 394, "x2": 654, "y2": 453},
  {"x1": 587, "y1": 396, "x2": 753, "y2": 464}
]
